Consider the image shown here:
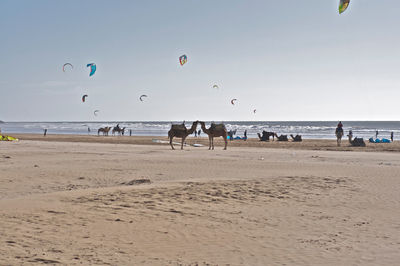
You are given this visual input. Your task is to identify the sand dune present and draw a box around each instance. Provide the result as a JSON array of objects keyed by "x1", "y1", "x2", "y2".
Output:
[{"x1": 1, "y1": 139, "x2": 400, "y2": 265}]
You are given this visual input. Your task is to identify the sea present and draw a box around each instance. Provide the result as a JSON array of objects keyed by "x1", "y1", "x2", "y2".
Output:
[{"x1": 1, "y1": 121, "x2": 399, "y2": 140}]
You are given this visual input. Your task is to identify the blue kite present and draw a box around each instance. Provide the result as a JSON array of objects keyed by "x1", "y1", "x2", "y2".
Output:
[{"x1": 87, "y1": 63, "x2": 96, "y2": 76}]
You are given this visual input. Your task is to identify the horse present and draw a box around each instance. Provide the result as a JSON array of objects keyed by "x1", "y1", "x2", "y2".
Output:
[{"x1": 98, "y1": 126, "x2": 111, "y2": 136}]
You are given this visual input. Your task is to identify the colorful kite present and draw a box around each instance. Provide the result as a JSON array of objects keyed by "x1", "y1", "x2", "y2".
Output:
[
  {"x1": 87, "y1": 63, "x2": 96, "y2": 76},
  {"x1": 94, "y1": 110, "x2": 99, "y2": 116},
  {"x1": 82, "y1": 94, "x2": 88, "y2": 102},
  {"x1": 253, "y1": 109, "x2": 257, "y2": 114},
  {"x1": 179, "y1": 55, "x2": 187, "y2": 66},
  {"x1": 213, "y1": 84, "x2": 219, "y2": 89},
  {"x1": 339, "y1": 0, "x2": 350, "y2": 14},
  {"x1": 231, "y1": 99, "x2": 237, "y2": 105}
]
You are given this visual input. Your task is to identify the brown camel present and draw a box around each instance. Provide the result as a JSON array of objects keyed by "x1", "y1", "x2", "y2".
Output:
[
  {"x1": 347, "y1": 130, "x2": 366, "y2": 147},
  {"x1": 199, "y1": 121, "x2": 228, "y2": 150},
  {"x1": 274, "y1": 133, "x2": 288, "y2": 141},
  {"x1": 168, "y1": 121, "x2": 198, "y2": 150},
  {"x1": 290, "y1": 134, "x2": 302, "y2": 142},
  {"x1": 98, "y1": 126, "x2": 111, "y2": 136}
]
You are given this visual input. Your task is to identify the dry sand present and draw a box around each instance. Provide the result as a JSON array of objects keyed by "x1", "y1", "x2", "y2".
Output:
[{"x1": 1, "y1": 136, "x2": 400, "y2": 265}]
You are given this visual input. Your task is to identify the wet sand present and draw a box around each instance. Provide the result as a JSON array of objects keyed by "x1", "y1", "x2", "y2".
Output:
[{"x1": 1, "y1": 137, "x2": 400, "y2": 265}]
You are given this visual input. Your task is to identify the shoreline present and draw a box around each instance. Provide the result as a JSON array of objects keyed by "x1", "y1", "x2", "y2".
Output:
[{"x1": 5, "y1": 133, "x2": 400, "y2": 153}]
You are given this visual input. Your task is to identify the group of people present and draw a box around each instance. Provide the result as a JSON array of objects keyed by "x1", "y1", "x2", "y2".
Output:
[{"x1": 336, "y1": 121, "x2": 394, "y2": 142}]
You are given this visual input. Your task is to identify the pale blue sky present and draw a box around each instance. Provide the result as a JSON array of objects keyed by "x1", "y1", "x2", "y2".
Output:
[{"x1": 0, "y1": 0, "x2": 399, "y2": 121}]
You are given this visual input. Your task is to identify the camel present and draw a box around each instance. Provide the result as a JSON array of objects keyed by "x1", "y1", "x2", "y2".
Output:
[
  {"x1": 274, "y1": 133, "x2": 288, "y2": 141},
  {"x1": 290, "y1": 134, "x2": 302, "y2": 142},
  {"x1": 348, "y1": 131, "x2": 366, "y2": 147},
  {"x1": 336, "y1": 127, "x2": 344, "y2": 146},
  {"x1": 98, "y1": 126, "x2": 111, "y2": 136},
  {"x1": 257, "y1": 131, "x2": 275, "y2": 141},
  {"x1": 168, "y1": 121, "x2": 198, "y2": 150},
  {"x1": 199, "y1": 121, "x2": 228, "y2": 150}
]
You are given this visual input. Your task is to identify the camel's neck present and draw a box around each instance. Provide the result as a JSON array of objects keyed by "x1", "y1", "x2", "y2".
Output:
[
  {"x1": 187, "y1": 123, "x2": 197, "y2": 134},
  {"x1": 200, "y1": 123, "x2": 209, "y2": 134}
]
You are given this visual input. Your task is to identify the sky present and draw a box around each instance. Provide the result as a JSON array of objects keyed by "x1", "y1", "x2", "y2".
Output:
[{"x1": 0, "y1": 0, "x2": 399, "y2": 121}]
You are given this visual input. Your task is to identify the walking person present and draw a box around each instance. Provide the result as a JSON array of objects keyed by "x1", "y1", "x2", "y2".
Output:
[
  {"x1": 376, "y1": 130, "x2": 379, "y2": 139},
  {"x1": 391, "y1": 132, "x2": 394, "y2": 142},
  {"x1": 244, "y1": 130, "x2": 247, "y2": 140},
  {"x1": 43, "y1": 129, "x2": 47, "y2": 137}
]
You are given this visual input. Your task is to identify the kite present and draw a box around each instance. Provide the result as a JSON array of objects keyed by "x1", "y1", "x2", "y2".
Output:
[
  {"x1": 62, "y1": 63, "x2": 73, "y2": 72},
  {"x1": 253, "y1": 109, "x2": 257, "y2": 114},
  {"x1": 231, "y1": 99, "x2": 237, "y2": 105},
  {"x1": 213, "y1": 85, "x2": 219, "y2": 89},
  {"x1": 82, "y1": 94, "x2": 88, "y2": 102},
  {"x1": 179, "y1": 55, "x2": 187, "y2": 66},
  {"x1": 139, "y1": 95, "x2": 148, "y2": 102},
  {"x1": 87, "y1": 63, "x2": 96, "y2": 76},
  {"x1": 94, "y1": 110, "x2": 99, "y2": 116},
  {"x1": 339, "y1": 0, "x2": 350, "y2": 14}
]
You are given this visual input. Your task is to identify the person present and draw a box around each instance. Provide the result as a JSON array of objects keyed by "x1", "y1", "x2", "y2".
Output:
[
  {"x1": 88, "y1": 127, "x2": 91, "y2": 134},
  {"x1": 336, "y1": 121, "x2": 343, "y2": 135},
  {"x1": 129, "y1": 129, "x2": 132, "y2": 136},
  {"x1": 198, "y1": 129, "x2": 201, "y2": 137},
  {"x1": 376, "y1": 130, "x2": 379, "y2": 139},
  {"x1": 43, "y1": 129, "x2": 47, "y2": 136},
  {"x1": 391, "y1": 132, "x2": 394, "y2": 142},
  {"x1": 244, "y1": 130, "x2": 247, "y2": 140}
]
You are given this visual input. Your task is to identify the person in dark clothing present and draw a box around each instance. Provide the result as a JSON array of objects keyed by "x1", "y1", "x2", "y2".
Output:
[
  {"x1": 198, "y1": 129, "x2": 201, "y2": 137},
  {"x1": 244, "y1": 130, "x2": 247, "y2": 140},
  {"x1": 391, "y1": 132, "x2": 394, "y2": 142},
  {"x1": 43, "y1": 129, "x2": 47, "y2": 136},
  {"x1": 129, "y1": 129, "x2": 132, "y2": 136},
  {"x1": 376, "y1": 130, "x2": 379, "y2": 139}
]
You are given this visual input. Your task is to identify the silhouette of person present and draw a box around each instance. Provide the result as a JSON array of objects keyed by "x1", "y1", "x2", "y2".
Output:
[
  {"x1": 198, "y1": 129, "x2": 201, "y2": 137},
  {"x1": 391, "y1": 132, "x2": 394, "y2": 142},
  {"x1": 43, "y1": 129, "x2": 47, "y2": 136}
]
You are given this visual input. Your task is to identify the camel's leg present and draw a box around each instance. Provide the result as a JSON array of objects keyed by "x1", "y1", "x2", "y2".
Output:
[
  {"x1": 212, "y1": 137, "x2": 215, "y2": 150},
  {"x1": 181, "y1": 136, "x2": 186, "y2": 150},
  {"x1": 223, "y1": 135, "x2": 227, "y2": 150},
  {"x1": 208, "y1": 136, "x2": 212, "y2": 150},
  {"x1": 169, "y1": 135, "x2": 175, "y2": 150}
]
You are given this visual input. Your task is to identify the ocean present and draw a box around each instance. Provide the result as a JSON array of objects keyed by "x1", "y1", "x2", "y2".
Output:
[{"x1": 1, "y1": 121, "x2": 399, "y2": 140}]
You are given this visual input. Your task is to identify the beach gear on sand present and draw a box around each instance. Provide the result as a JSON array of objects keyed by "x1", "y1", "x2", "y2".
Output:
[
  {"x1": 0, "y1": 135, "x2": 18, "y2": 141},
  {"x1": 369, "y1": 138, "x2": 391, "y2": 143}
]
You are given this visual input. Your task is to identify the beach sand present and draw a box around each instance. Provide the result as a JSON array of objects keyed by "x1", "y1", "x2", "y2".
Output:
[{"x1": 1, "y1": 136, "x2": 400, "y2": 265}]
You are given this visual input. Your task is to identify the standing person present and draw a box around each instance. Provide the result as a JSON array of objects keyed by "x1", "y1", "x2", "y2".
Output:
[
  {"x1": 244, "y1": 130, "x2": 247, "y2": 140},
  {"x1": 376, "y1": 130, "x2": 379, "y2": 139},
  {"x1": 88, "y1": 127, "x2": 91, "y2": 134},
  {"x1": 43, "y1": 129, "x2": 47, "y2": 137},
  {"x1": 391, "y1": 132, "x2": 394, "y2": 142},
  {"x1": 198, "y1": 129, "x2": 201, "y2": 137},
  {"x1": 129, "y1": 129, "x2": 132, "y2": 136}
]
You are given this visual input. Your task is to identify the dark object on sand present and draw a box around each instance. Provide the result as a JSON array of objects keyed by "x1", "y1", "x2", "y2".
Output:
[
  {"x1": 257, "y1": 131, "x2": 275, "y2": 141},
  {"x1": 43, "y1": 129, "x2": 47, "y2": 136},
  {"x1": 348, "y1": 131, "x2": 366, "y2": 147},
  {"x1": 290, "y1": 134, "x2": 302, "y2": 142},
  {"x1": 121, "y1": 179, "x2": 151, "y2": 186},
  {"x1": 275, "y1": 133, "x2": 288, "y2": 141}
]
